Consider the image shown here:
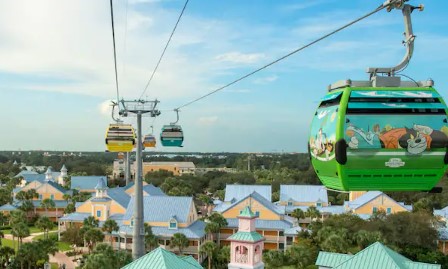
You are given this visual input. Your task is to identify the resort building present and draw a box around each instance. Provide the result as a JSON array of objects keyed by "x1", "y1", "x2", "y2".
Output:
[{"x1": 113, "y1": 160, "x2": 196, "y2": 179}]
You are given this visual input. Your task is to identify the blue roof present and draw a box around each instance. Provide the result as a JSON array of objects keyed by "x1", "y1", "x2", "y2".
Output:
[
  {"x1": 20, "y1": 174, "x2": 45, "y2": 183},
  {"x1": 59, "y1": 212, "x2": 91, "y2": 222},
  {"x1": 284, "y1": 226, "x2": 306, "y2": 236},
  {"x1": 107, "y1": 188, "x2": 130, "y2": 208},
  {"x1": 225, "y1": 184, "x2": 271, "y2": 202},
  {"x1": 14, "y1": 170, "x2": 38, "y2": 178},
  {"x1": 143, "y1": 184, "x2": 166, "y2": 196},
  {"x1": 280, "y1": 185, "x2": 328, "y2": 203},
  {"x1": 0, "y1": 204, "x2": 18, "y2": 211},
  {"x1": 13, "y1": 187, "x2": 22, "y2": 194},
  {"x1": 438, "y1": 228, "x2": 448, "y2": 240},
  {"x1": 95, "y1": 177, "x2": 108, "y2": 190},
  {"x1": 124, "y1": 196, "x2": 193, "y2": 223},
  {"x1": 118, "y1": 220, "x2": 206, "y2": 239},
  {"x1": 285, "y1": 205, "x2": 346, "y2": 214},
  {"x1": 43, "y1": 181, "x2": 69, "y2": 194},
  {"x1": 71, "y1": 176, "x2": 107, "y2": 191},
  {"x1": 226, "y1": 218, "x2": 293, "y2": 231}
]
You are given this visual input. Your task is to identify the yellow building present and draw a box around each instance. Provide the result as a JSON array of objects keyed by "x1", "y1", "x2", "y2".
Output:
[
  {"x1": 214, "y1": 185, "x2": 297, "y2": 251},
  {"x1": 59, "y1": 178, "x2": 207, "y2": 262},
  {"x1": 345, "y1": 191, "x2": 411, "y2": 216},
  {"x1": 113, "y1": 160, "x2": 196, "y2": 179}
]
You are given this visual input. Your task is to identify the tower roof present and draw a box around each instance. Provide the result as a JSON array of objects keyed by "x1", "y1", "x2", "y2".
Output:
[
  {"x1": 61, "y1": 164, "x2": 67, "y2": 172},
  {"x1": 95, "y1": 177, "x2": 108, "y2": 190},
  {"x1": 45, "y1": 167, "x2": 53, "y2": 174},
  {"x1": 239, "y1": 206, "x2": 257, "y2": 218}
]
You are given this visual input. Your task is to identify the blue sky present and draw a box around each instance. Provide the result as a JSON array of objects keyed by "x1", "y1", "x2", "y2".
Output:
[{"x1": 0, "y1": 0, "x2": 447, "y2": 152}]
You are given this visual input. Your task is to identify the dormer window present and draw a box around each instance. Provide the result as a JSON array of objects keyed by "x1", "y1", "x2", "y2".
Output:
[
  {"x1": 130, "y1": 218, "x2": 134, "y2": 227},
  {"x1": 169, "y1": 218, "x2": 178, "y2": 229},
  {"x1": 316, "y1": 202, "x2": 322, "y2": 207},
  {"x1": 287, "y1": 201, "x2": 293, "y2": 206}
]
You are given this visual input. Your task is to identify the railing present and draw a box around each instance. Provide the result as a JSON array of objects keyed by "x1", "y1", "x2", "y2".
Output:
[{"x1": 236, "y1": 254, "x2": 248, "y2": 263}]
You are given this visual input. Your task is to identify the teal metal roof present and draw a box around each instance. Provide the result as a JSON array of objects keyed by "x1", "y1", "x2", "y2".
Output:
[
  {"x1": 316, "y1": 252, "x2": 351, "y2": 267},
  {"x1": 316, "y1": 242, "x2": 441, "y2": 269},
  {"x1": 239, "y1": 206, "x2": 257, "y2": 218},
  {"x1": 121, "y1": 247, "x2": 202, "y2": 269},
  {"x1": 228, "y1": 231, "x2": 264, "y2": 242}
]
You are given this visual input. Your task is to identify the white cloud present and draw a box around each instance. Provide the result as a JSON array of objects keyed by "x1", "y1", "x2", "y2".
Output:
[
  {"x1": 99, "y1": 100, "x2": 115, "y2": 116},
  {"x1": 197, "y1": 116, "x2": 218, "y2": 126},
  {"x1": 253, "y1": 75, "x2": 278, "y2": 84},
  {"x1": 215, "y1": 52, "x2": 265, "y2": 64}
]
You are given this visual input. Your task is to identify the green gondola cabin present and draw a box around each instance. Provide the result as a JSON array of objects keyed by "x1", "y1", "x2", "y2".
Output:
[{"x1": 309, "y1": 78, "x2": 448, "y2": 191}]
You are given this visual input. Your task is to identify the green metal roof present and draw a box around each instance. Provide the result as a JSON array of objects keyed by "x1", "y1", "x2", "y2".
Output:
[
  {"x1": 228, "y1": 231, "x2": 264, "y2": 242},
  {"x1": 316, "y1": 252, "x2": 351, "y2": 267},
  {"x1": 316, "y1": 242, "x2": 441, "y2": 269},
  {"x1": 239, "y1": 206, "x2": 257, "y2": 218},
  {"x1": 121, "y1": 247, "x2": 202, "y2": 269}
]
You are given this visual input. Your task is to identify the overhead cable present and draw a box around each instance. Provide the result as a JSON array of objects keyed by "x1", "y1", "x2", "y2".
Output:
[
  {"x1": 174, "y1": 3, "x2": 389, "y2": 110},
  {"x1": 109, "y1": 0, "x2": 120, "y2": 103},
  {"x1": 139, "y1": 0, "x2": 190, "y2": 100}
]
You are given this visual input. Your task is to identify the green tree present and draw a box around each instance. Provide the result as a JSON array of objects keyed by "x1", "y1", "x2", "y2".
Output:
[
  {"x1": 83, "y1": 243, "x2": 132, "y2": 269},
  {"x1": 0, "y1": 246, "x2": 15, "y2": 268},
  {"x1": 83, "y1": 216, "x2": 99, "y2": 228},
  {"x1": 205, "y1": 222, "x2": 220, "y2": 241},
  {"x1": 102, "y1": 219, "x2": 119, "y2": 246},
  {"x1": 200, "y1": 241, "x2": 217, "y2": 269},
  {"x1": 263, "y1": 250, "x2": 287, "y2": 268},
  {"x1": 170, "y1": 233, "x2": 189, "y2": 255},
  {"x1": 413, "y1": 197, "x2": 435, "y2": 214},
  {"x1": 0, "y1": 189, "x2": 12, "y2": 207},
  {"x1": 61, "y1": 226, "x2": 84, "y2": 247},
  {"x1": 40, "y1": 198, "x2": 55, "y2": 217},
  {"x1": 354, "y1": 230, "x2": 383, "y2": 249},
  {"x1": 306, "y1": 206, "x2": 321, "y2": 220},
  {"x1": 0, "y1": 213, "x2": 7, "y2": 226},
  {"x1": 64, "y1": 202, "x2": 76, "y2": 214},
  {"x1": 291, "y1": 208, "x2": 306, "y2": 224},
  {"x1": 288, "y1": 239, "x2": 319, "y2": 269},
  {"x1": 84, "y1": 228, "x2": 105, "y2": 254},
  {"x1": 11, "y1": 221, "x2": 29, "y2": 249},
  {"x1": 321, "y1": 234, "x2": 349, "y2": 253},
  {"x1": 207, "y1": 213, "x2": 228, "y2": 244},
  {"x1": 144, "y1": 223, "x2": 158, "y2": 252},
  {"x1": 35, "y1": 216, "x2": 54, "y2": 239},
  {"x1": 18, "y1": 200, "x2": 34, "y2": 220}
]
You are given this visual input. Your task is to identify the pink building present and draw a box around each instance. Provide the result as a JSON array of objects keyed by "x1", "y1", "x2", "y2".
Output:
[{"x1": 228, "y1": 206, "x2": 265, "y2": 269}]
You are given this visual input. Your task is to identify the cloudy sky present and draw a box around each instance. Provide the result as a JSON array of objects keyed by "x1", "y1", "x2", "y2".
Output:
[{"x1": 0, "y1": 0, "x2": 447, "y2": 152}]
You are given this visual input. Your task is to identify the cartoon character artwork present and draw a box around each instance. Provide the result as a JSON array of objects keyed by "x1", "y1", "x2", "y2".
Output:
[
  {"x1": 346, "y1": 124, "x2": 381, "y2": 149},
  {"x1": 309, "y1": 106, "x2": 337, "y2": 161},
  {"x1": 345, "y1": 122, "x2": 448, "y2": 155}
]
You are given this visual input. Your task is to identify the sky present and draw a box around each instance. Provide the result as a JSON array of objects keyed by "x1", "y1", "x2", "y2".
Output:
[{"x1": 0, "y1": 0, "x2": 447, "y2": 153}]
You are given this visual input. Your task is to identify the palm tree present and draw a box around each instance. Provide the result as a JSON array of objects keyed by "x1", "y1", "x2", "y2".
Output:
[
  {"x1": 35, "y1": 216, "x2": 54, "y2": 239},
  {"x1": 84, "y1": 228, "x2": 105, "y2": 254},
  {"x1": 83, "y1": 216, "x2": 99, "y2": 228},
  {"x1": 0, "y1": 246, "x2": 15, "y2": 268},
  {"x1": 15, "y1": 191, "x2": 28, "y2": 202},
  {"x1": 291, "y1": 208, "x2": 305, "y2": 225},
  {"x1": 64, "y1": 202, "x2": 76, "y2": 214},
  {"x1": 0, "y1": 230, "x2": 3, "y2": 247},
  {"x1": 205, "y1": 222, "x2": 220, "y2": 241},
  {"x1": 0, "y1": 213, "x2": 8, "y2": 227},
  {"x1": 144, "y1": 223, "x2": 158, "y2": 252},
  {"x1": 11, "y1": 221, "x2": 29, "y2": 249},
  {"x1": 62, "y1": 193, "x2": 72, "y2": 203},
  {"x1": 206, "y1": 213, "x2": 228, "y2": 245},
  {"x1": 40, "y1": 198, "x2": 55, "y2": 217},
  {"x1": 102, "y1": 219, "x2": 119, "y2": 246},
  {"x1": 306, "y1": 206, "x2": 321, "y2": 220},
  {"x1": 26, "y1": 189, "x2": 38, "y2": 200},
  {"x1": 170, "y1": 233, "x2": 189, "y2": 255},
  {"x1": 18, "y1": 200, "x2": 34, "y2": 220},
  {"x1": 199, "y1": 241, "x2": 217, "y2": 269}
]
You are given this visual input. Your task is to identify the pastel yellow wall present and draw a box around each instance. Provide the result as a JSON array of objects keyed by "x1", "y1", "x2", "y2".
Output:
[
  {"x1": 354, "y1": 194, "x2": 407, "y2": 214},
  {"x1": 24, "y1": 183, "x2": 65, "y2": 200},
  {"x1": 349, "y1": 191, "x2": 367, "y2": 202},
  {"x1": 142, "y1": 164, "x2": 180, "y2": 176},
  {"x1": 125, "y1": 182, "x2": 148, "y2": 195},
  {"x1": 222, "y1": 197, "x2": 281, "y2": 220}
]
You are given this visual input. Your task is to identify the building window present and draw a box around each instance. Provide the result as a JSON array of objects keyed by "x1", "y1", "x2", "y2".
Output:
[
  {"x1": 39, "y1": 194, "x2": 42, "y2": 200},
  {"x1": 279, "y1": 243, "x2": 285, "y2": 249},
  {"x1": 287, "y1": 201, "x2": 293, "y2": 206},
  {"x1": 50, "y1": 194, "x2": 54, "y2": 200},
  {"x1": 373, "y1": 207, "x2": 378, "y2": 213},
  {"x1": 279, "y1": 231, "x2": 284, "y2": 236},
  {"x1": 130, "y1": 219, "x2": 134, "y2": 227},
  {"x1": 255, "y1": 211, "x2": 260, "y2": 217},
  {"x1": 386, "y1": 208, "x2": 392, "y2": 214},
  {"x1": 96, "y1": 210, "x2": 101, "y2": 217},
  {"x1": 316, "y1": 202, "x2": 322, "y2": 207},
  {"x1": 169, "y1": 218, "x2": 177, "y2": 229}
]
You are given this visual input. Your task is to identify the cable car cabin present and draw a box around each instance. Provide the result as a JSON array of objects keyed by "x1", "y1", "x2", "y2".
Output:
[
  {"x1": 160, "y1": 125, "x2": 184, "y2": 147},
  {"x1": 309, "y1": 78, "x2": 448, "y2": 191},
  {"x1": 143, "y1": 135, "x2": 156, "y2": 148},
  {"x1": 105, "y1": 124, "x2": 136, "y2": 152}
]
